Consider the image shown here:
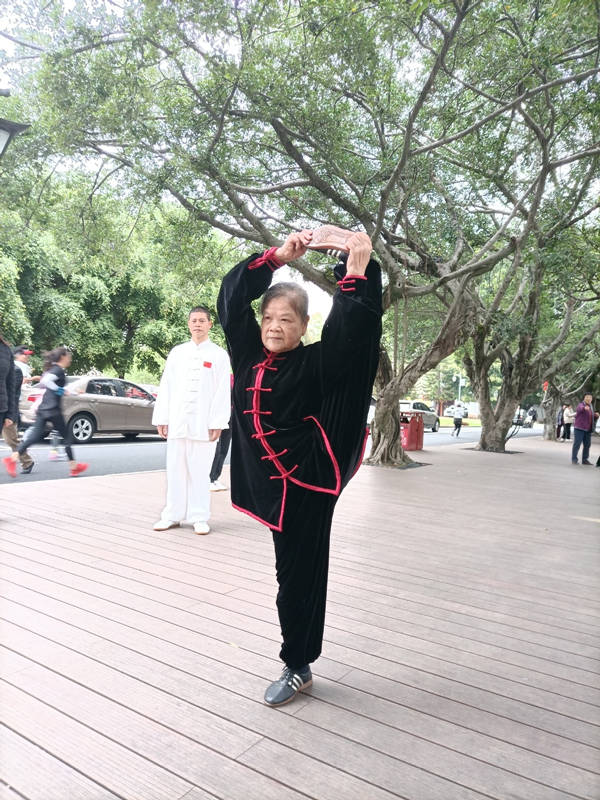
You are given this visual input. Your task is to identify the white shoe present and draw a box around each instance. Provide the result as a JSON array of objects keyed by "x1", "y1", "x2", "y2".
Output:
[
  {"x1": 193, "y1": 522, "x2": 210, "y2": 535},
  {"x1": 153, "y1": 519, "x2": 180, "y2": 531},
  {"x1": 209, "y1": 480, "x2": 227, "y2": 492}
]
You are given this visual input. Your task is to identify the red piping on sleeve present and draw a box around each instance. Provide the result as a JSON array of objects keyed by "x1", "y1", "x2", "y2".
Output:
[{"x1": 247, "y1": 247, "x2": 284, "y2": 272}]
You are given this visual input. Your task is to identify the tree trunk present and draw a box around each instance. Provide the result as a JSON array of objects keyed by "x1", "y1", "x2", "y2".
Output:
[
  {"x1": 366, "y1": 385, "x2": 411, "y2": 466},
  {"x1": 476, "y1": 402, "x2": 515, "y2": 452},
  {"x1": 542, "y1": 391, "x2": 560, "y2": 441},
  {"x1": 465, "y1": 337, "x2": 519, "y2": 453},
  {"x1": 365, "y1": 348, "x2": 412, "y2": 466}
]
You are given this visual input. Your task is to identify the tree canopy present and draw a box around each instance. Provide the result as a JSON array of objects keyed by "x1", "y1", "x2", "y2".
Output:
[{"x1": 2, "y1": 0, "x2": 598, "y2": 456}]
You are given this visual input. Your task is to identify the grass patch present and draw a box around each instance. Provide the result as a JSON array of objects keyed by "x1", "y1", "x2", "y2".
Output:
[{"x1": 439, "y1": 417, "x2": 481, "y2": 427}]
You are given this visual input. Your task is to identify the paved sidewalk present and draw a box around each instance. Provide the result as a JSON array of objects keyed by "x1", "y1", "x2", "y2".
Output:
[{"x1": 1, "y1": 435, "x2": 599, "y2": 800}]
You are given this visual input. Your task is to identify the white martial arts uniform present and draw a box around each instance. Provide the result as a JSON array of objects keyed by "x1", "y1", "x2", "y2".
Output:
[{"x1": 152, "y1": 339, "x2": 231, "y2": 525}]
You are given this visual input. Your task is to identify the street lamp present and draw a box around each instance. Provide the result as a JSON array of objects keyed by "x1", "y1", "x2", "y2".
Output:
[
  {"x1": 0, "y1": 90, "x2": 30, "y2": 159},
  {"x1": 0, "y1": 118, "x2": 30, "y2": 158},
  {"x1": 453, "y1": 372, "x2": 466, "y2": 403}
]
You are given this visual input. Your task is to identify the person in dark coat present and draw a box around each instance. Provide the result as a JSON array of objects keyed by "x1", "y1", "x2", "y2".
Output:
[
  {"x1": 571, "y1": 392, "x2": 596, "y2": 465},
  {"x1": 1, "y1": 353, "x2": 34, "y2": 473},
  {"x1": 1, "y1": 334, "x2": 18, "y2": 462},
  {"x1": 218, "y1": 229, "x2": 382, "y2": 706}
]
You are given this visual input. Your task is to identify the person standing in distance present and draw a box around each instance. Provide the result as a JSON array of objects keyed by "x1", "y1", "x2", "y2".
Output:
[
  {"x1": 2, "y1": 346, "x2": 35, "y2": 473},
  {"x1": 571, "y1": 392, "x2": 596, "y2": 465},
  {"x1": 1, "y1": 334, "x2": 18, "y2": 472},
  {"x1": 13, "y1": 345, "x2": 39, "y2": 386},
  {"x1": 152, "y1": 306, "x2": 231, "y2": 535}
]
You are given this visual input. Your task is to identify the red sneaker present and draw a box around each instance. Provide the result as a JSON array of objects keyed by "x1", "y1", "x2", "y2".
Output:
[
  {"x1": 70, "y1": 462, "x2": 89, "y2": 477},
  {"x1": 3, "y1": 456, "x2": 17, "y2": 478}
]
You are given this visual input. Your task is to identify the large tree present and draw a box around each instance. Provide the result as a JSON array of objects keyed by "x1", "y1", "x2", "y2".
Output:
[{"x1": 3, "y1": 0, "x2": 599, "y2": 460}]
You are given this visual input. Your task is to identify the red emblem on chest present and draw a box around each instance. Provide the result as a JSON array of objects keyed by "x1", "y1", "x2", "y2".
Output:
[{"x1": 203, "y1": 361, "x2": 212, "y2": 368}]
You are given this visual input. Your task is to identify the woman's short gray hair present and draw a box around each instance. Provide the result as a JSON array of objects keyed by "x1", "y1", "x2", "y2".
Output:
[{"x1": 260, "y1": 282, "x2": 309, "y2": 320}]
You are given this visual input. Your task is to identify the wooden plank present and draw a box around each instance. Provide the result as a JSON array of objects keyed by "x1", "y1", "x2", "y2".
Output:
[
  {"x1": 1, "y1": 683, "x2": 193, "y2": 800},
  {"x1": 3, "y1": 597, "x2": 598, "y2": 798},
  {"x1": 294, "y1": 683, "x2": 600, "y2": 800},
  {"x1": 0, "y1": 641, "x2": 260, "y2": 761},
  {"x1": 0, "y1": 658, "x2": 308, "y2": 800},
  {"x1": 2, "y1": 532, "x2": 597, "y2": 699},
  {"x1": 4, "y1": 527, "x2": 599, "y2": 660},
  {"x1": 1, "y1": 435, "x2": 599, "y2": 800},
  {"x1": 0, "y1": 725, "x2": 122, "y2": 800},
  {"x1": 3, "y1": 563, "x2": 597, "y2": 717}
]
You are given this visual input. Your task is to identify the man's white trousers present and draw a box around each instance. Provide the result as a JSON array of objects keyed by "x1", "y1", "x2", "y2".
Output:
[{"x1": 161, "y1": 437, "x2": 217, "y2": 524}]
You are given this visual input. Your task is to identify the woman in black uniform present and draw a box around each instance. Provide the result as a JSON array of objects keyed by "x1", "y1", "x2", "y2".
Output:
[
  {"x1": 218, "y1": 229, "x2": 382, "y2": 706},
  {"x1": 3, "y1": 347, "x2": 88, "y2": 479}
]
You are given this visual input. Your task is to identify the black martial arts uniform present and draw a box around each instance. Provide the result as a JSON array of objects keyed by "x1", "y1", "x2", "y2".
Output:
[{"x1": 218, "y1": 247, "x2": 382, "y2": 670}]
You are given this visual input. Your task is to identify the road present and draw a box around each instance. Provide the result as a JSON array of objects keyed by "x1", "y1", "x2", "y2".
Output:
[{"x1": 0, "y1": 425, "x2": 546, "y2": 485}]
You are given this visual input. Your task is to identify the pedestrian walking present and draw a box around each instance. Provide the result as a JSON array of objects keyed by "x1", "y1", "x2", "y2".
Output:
[
  {"x1": 3, "y1": 347, "x2": 88, "y2": 479},
  {"x1": 218, "y1": 228, "x2": 382, "y2": 707},
  {"x1": 1, "y1": 346, "x2": 34, "y2": 473},
  {"x1": 152, "y1": 306, "x2": 231, "y2": 535},
  {"x1": 451, "y1": 411, "x2": 463, "y2": 437},
  {"x1": 562, "y1": 404, "x2": 574, "y2": 441},
  {"x1": 571, "y1": 392, "x2": 596, "y2": 465}
]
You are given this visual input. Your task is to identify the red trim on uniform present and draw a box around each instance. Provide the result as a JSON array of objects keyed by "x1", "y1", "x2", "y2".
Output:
[
  {"x1": 242, "y1": 349, "x2": 342, "y2": 531},
  {"x1": 261, "y1": 449, "x2": 288, "y2": 460},
  {"x1": 252, "y1": 429, "x2": 277, "y2": 439},
  {"x1": 232, "y1": 502, "x2": 285, "y2": 533},
  {"x1": 336, "y1": 274, "x2": 367, "y2": 293},
  {"x1": 288, "y1": 415, "x2": 341, "y2": 495},
  {"x1": 270, "y1": 464, "x2": 299, "y2": 479},
  {"x1": 247, "y1": 247, "x2": 284, "y2": 272}
]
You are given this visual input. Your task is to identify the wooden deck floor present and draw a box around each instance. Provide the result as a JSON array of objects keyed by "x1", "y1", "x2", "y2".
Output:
[{"x1": 1, "y1": 435, "x2": 599, "y2": 800}]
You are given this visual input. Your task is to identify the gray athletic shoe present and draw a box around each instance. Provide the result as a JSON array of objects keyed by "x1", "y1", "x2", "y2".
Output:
[{"x1": 264, "y1": 665, "x2": 312, "y2": 707}]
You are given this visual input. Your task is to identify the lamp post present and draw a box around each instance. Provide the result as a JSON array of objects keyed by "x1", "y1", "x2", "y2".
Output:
[
  {"x1": 0, "y1": 90, "x2": 30, "y2": 159},
  {"x1": 453, "y1": 372, "x2": 466, "y2": 403}
]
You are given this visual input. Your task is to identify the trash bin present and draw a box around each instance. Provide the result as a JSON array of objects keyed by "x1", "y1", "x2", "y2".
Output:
[{"x1": 400, "y1": 411, "x2": 424, "y2": 451}]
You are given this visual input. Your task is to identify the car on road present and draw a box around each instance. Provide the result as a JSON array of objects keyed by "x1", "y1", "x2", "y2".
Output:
[
  {"x1": 20, "y1": 375, "x2": 157, "y2": 443},
  {"x1": 399, "y1": 400, "x2": 440, "y2": 431}
]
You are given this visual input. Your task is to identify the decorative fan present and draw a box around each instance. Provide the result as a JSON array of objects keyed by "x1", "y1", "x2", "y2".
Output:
[{"x1": 306, "y1": 225, "x2": 355, "y2": 255}]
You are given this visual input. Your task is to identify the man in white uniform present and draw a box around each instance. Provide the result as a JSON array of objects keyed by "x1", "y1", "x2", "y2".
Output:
[{"x1": 152, "y1": 306, "x2": 231, "y2": 535}]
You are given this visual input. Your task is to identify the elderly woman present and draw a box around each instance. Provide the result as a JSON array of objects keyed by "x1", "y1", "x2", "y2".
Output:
[{"x1": 218, "y1": 229, "x2": 382, "y2": 706}]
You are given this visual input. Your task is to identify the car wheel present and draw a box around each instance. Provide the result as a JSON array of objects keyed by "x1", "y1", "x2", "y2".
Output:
[
  {"x1": 122, "y1": 433, "x2": 139, "y2": 441},
  {"x1": 432, "y1": 420, "x2": 439, "y2": 432},
  {"x1": 68, "y1": 413, "x2": 96, "y2": 444}
]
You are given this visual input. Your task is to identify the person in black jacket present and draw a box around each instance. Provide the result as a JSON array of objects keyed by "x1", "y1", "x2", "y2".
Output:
[
  {"x1": 3, "y1": 346, "x2": 88, "y2": 479},
  {"x1": 218, "y1": 229, "x2": 382, "y2": 707},
  {"x1": 1, "y1": 334, "x2": 18, "y2": 462},
  {"x1": 1, "y1": 352, "x2": 34, "y2": 473}
]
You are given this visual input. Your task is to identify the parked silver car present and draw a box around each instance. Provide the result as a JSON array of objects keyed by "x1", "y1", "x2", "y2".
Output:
[
  {"x1": 399, "y1": 400, "x2": 440, "y2": 431},
  {"x1": 20, "y1": 375, "x2": 157, "y2": 443}
]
